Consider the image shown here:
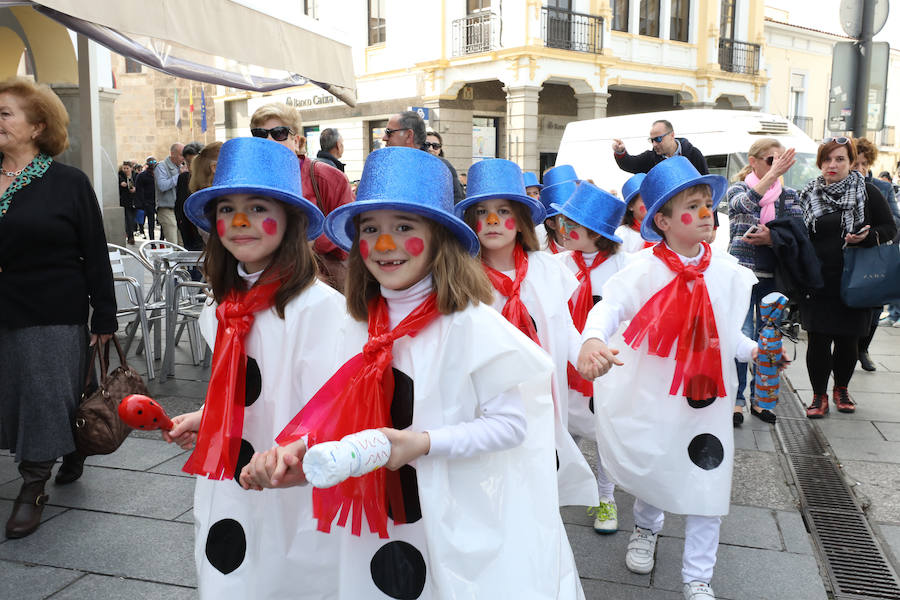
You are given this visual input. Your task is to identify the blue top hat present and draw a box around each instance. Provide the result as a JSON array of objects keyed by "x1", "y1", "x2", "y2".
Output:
[
  {"x1": 542, "y1": 164, "x2": 578, "y2": 188},
  {"x1": 551, "y1": 181, "x2": 626, "y2": 244},
  {"x1": 539, "y1": 164, "x2": 580, "y2": 219},
  {"x1": 639, "y1": 156, "x2": 727, "y2": 243},
  {"x1": 522, "y1": 171, "x2": 543, "y2": 190},
  {"x1": 325, "y1": 147, "x2": 479, "y2": 255},
  {"x1": 454, "y1": 159, "x2": 545, "y2": 224},
  {"x1": 184, "y1": 137, "x2": 324, "y2": 239},
  {"x1": 622, "y1": 173, "x2": 646, "y2": 205}
]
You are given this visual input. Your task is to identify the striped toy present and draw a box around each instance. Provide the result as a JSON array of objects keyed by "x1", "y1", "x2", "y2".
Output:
[{"x1": 755, "y1": 292, "x2": 789, "y2": 410}]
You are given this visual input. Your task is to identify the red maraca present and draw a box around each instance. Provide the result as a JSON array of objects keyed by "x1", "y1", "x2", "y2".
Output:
[{"x1": 118, "y1": 394, "x2": 174, "y2": 431}]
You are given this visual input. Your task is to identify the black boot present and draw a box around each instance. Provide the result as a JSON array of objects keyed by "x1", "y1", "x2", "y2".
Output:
[
  {"x1": 858, "y1": 351, "x2": 876, "y2": 372},
  {"x1": 6, "y1": 460, "x2": 54, "y2": 539},
  {"x1": 55, "y1": 451, "x2": 85, "y2": 485}
]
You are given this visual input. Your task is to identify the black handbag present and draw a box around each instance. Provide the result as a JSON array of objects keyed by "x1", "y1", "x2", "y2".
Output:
[{"x1": 74, "y1": 338, "x2": 145, "y2": 456}]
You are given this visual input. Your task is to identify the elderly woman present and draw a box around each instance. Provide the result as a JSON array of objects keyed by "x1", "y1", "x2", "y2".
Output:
[
  {"x1": 727, "y1": 139, "x2": 800, "y2": 426},
  {"x1": 798, "y1": 138, "x2": 896, "y2": 418},
  {"x1": 0, "y1": 78, "x2": 116, "y2": 538}
]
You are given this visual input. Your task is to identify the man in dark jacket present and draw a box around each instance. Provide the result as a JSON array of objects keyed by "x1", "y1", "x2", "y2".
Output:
[
  {"x1": 315, "y1": 128, "x2": 346, "y2": 172},
  {"x1": 134, "y1": 157, "x2": 157, "y2": 240},
  {"x1": 612, "y1": 119, "x2": 709, "y2": 175},
  {"x1": 175, "y1": 142, "x2": 203, "y2": 250}
]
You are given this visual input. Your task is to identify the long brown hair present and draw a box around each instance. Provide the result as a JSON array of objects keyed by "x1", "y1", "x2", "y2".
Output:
[
  {"x1": 345, "y1": 217, "x2": 493, "y2": 321},
  {"x1": 202, "y1": 199, "x2": 318, "y2": 318},
  {"x1": 462, "y1": 201, "x2": 540, "y2": 253}
]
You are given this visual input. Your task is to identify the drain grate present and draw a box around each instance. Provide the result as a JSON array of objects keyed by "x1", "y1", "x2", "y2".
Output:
[{"x1": 776, "y1": 388, "x2": 900, "y2": 599}]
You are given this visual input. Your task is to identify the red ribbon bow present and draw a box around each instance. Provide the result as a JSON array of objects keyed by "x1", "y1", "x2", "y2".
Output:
[
  {"x1": 183, "y1": 277, "x2": 282, "y2": 479},
  {"x1": 276, "y1": 293, "x2": 442, "y2": 538},
  {"x1": 483, "y1": 244, "x2": 540, "y2": 345},
  {"x1": 566, "y1": 251, "x2": 609, "y2": 397},
  {"x1": 622, "y1": 243, "x2": 725, "y2": 403}
]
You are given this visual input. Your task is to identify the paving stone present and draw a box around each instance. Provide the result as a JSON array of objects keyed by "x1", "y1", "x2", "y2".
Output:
[
  {"x1": 719, "y1": 505, "x2": 782, "y2": 551},
  {"x1": 84, "y1": 437, "x2": 185, "y2": 471},
  {"x1": 49, "y1": 573, "x2": 197, "y2": 600},
  {"x1": 840, "y1": 460, "x2": 900, "y2": 522},
  {"x1": 733, "y1": 424, "x2": 757, "y2": 451},
  {"x1": 147, "y1": 451, "x2": 193, "y2": 477},
  {"x1": 775, "y1": 510, "x2": 814, "y2": 555},
  {"x1": 0, "y1": 510, "x2": 196, "y2": 587},
  {"x1": 0, "y1": 560, "x2": 84, "y2": 600},
  {"x1": 753, "y1": 429, "x2": 776, "y2": 452},
  {"x1": 877, "y1": 356, "x2": 900, "y2": 371},
  {"x1": 146, "y1": 378, "x2": 209, "y2": 400},
  {"x1": 829, "y1": 438, "x2": 900, "y2": 464},
  {"x1": 845, "y1": 372, "x2": 900, "y2": 393},
  {"x1": 580, "y1": 578, "x2": 681, "y2": 600},
  {"x1": 0, "y1": 455, "x2": 20, "y2": 485},
  {"x1": 174, "y1": 508, "x2": 194, "y2": 523},
  {"x1": 564, "y1": 522, "x2": 655, "y2": 587},
  {"x1": 652, "y1": 537, "x2": 828, "y2": 599},
  {"x1": 816, "y1": 419, "x2": 886, "y2": 440},
  {"x1": 0, "y1": 467, "x2": 193, "y2": 520},
  {"x1": 874, "y1": 421, "x2": 900, "y2": 441},
  {"x1": 0, "y1": 498, "x2": 68, "y2": 534},
  {"x1": 876, "y1": 523, "x2": 900, "y2": 565},
  {"x1": 731, "y1": 450, "x2": 796, "y2": 510}
]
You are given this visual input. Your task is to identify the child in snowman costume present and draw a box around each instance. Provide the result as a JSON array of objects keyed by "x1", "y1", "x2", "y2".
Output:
[
  {"x1": 615, "y1": 173, "x2": 656, "y2": 253},
  {"x1": 164, "y1": 137, "x2": 366, "y2": 598},
  {"x1": 577, "y1": 156, "x2": 769, "y2": 600},
  {"x1": 242, "y1": 147, "x2": 585, "y2": 599}
]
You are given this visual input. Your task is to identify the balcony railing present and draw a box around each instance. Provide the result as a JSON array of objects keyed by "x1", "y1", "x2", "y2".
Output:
[
  {"x1": 541, "y1": 7, "x2": 604, "y2": 54},
  {"x1": 452, "y1": 12, "x2": 499, "y2": 56},
  {"x1": 718, "y1": 38, "x2": 760, "y2": 75},
  {"x1": 791, "y1": 116, "x2": 814, "y2": 137}
]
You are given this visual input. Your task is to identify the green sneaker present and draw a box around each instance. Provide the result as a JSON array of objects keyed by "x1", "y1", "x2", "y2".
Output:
[{"x1": 588, "y1": 498, "x2": 618, "y2": 534}]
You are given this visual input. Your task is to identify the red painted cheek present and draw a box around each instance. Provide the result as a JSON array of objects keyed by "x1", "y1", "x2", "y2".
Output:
[
  {"x1": 476, "y1": 221, "x2": 483, "y2": 233},
  {"x1": 262, "y1": 218, "x2": 278, "y2": 235},
  {"x1": 359, "y1": 239, "x2": 370, "y2": 260},
  {"x1": 680, "y1": 213, "x2": 693, "y2": 225},
  {"x1": 637, "y1": 204, "x2": 647, "y2": 218},
  {"x1": 404, "y1": 237, "x2": 425, "y2": 256},
  {"x1": 569, "y1": 230, "x2": 580, "y2": 240},
  {"x1": 504, "y1": 218, "x2": 516, "y2": 230},
  {"x1": 216, "y1": 219, "x2": 226, "y2": 237}
]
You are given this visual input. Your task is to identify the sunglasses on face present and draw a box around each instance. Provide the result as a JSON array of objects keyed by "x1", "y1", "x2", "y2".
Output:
[
  {"x1": 823, "y1": 136, "x2": 851, "y2": 145},
  {"x1": 250, "y1": 126, "x2": 294, "y2": 142},
  {"x1": 649, "y1": 131, "x2": 671, "y2": 144},
  {"x1": 765, "y1": 156, "x2": 775, "y2": 166},
  {"x1": 423, "y1": 142, "x2": 442, "y2": 150},
  {"x1": 384, "y1": 127, "x2": 410, "y2": 137}
]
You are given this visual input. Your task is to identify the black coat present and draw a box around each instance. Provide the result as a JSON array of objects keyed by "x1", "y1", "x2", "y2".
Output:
[
  {"x1": 614, "y1": 137, "x2": 709, "y2": 175},
  {"x1": 118, "y1": 171, "x2": 137, "y2": 208},
  {"x1": 315, "y1": 150, "x2": 345, "y2": 172},
  {"x1": 767, "y1": 216, "x2": 823, "y2": 298},
  {"x1": 135, "y1": 169, "x2": 156, "y2": 212}
]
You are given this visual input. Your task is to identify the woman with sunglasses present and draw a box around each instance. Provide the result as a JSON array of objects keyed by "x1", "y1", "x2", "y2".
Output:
[
  {"x1": 249, "y1": 103, "x2": 354, "y2": 290},
  {"x1": 726, "y1": 138, "x2": 800, "y2": 426},
  {"x1": 424, "y1": 130, "x2": 444, "y2": 157},
  {"x1": 798, "y1": 137, "x2": 896, "y2": 419}
]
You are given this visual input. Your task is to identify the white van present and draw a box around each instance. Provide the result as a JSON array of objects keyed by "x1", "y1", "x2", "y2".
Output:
[{"x1": 555, "y1": 109, "x2": 820, "y2": 194}]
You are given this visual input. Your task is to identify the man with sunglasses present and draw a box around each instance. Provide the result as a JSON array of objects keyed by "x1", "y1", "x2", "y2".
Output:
[{"x1": 612, "y1": 119, "x2": 709, "y2": 176}]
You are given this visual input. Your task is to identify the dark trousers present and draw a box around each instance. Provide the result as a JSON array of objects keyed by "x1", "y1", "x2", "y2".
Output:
[
  {"x1": 857, "y1": 308, "x2": 881, "y2": 354},
  {"x1": 807, "y1": 331, "x2": 858, "y2": 395},
  {"x1": 144, "y1": 209, "x2": 156, "y2": 240},
  {"x1": 123, "y1": 206, "x2": 137, "y2": 238}
]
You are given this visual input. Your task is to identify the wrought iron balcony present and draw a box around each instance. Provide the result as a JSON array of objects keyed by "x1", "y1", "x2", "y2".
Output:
[
  {"x1": 452, "y1": 12, "x2": 499, "y2": 56},
  {"x1": 791, "y1": 116, "x2": 814, "y2": 137},
  {"x1": 541, "y1": 6, "x2": 604, "y2": 54},
  {"x1": 718, "y1": 38, "x2": 760, "y2": 75}
]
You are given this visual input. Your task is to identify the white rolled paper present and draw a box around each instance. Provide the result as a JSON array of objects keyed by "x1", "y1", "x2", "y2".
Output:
[{"x1": 302, "y1": 429, "x2": 392, "y2": 489}]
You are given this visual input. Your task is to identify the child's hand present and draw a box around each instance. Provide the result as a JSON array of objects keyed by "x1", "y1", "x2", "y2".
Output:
[
  {"x1": 379, "y1": 428, "x2": 430, "y2": 470},
  {"x1": 162, "y1": 410, "x2": 202, "y2": 450},
  {"x1": 577, "y1": 338, "x2": 623, "y2": 380},
  {"x1": 751, "y1": 347, "x2": 759, "y2": 362},
  {"x1": 239, "y1": 440, "x2": 308, "y2": 490}
]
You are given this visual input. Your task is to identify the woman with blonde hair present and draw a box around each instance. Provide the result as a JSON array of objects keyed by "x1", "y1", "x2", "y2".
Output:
[{"x1": 726, "y1": 138, "x2": 800, "y2": 425}]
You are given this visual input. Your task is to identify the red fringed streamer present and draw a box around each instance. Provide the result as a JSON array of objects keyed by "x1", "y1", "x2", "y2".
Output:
[
  {"x1": 547, "y1": 237, "x2": 561, "y2": 254},
  {"x1": 621, "y1": 243, "x2": 725, "y2": 402},
  {"x1": 276, "y1": 293, "x2": 442, "y2": 539},
  {"x1": 630, "y1": 222, "x2": 656, "y2": 249},
  {"x1": 483, "y1": 244, "x2": 541, "y2": 345},
  {"x1": 183, "y1": 278, "x2": 282, "y2": 479},
  {"x1": 566, "y1": 251, "x2": 609, "y2": 397}
]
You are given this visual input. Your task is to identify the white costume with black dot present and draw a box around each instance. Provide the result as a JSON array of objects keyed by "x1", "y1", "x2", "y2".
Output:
[
  {"x1": 194, "y1": 269, "x2": 366, "y2": 599},
  {"x1": 582, "y1": 245, "x2": 756, "y2": 583},
  {"x1": 490, "y1": 250, "x2": 599, "y2": 507},
  {"x1": 336, "y1": 276, "x2": 584, "y2": 599}
]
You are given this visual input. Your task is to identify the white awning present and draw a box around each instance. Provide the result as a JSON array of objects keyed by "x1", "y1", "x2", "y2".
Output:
[{"x1": 0, "y1": 0, "x2": 357, "y2": 106}]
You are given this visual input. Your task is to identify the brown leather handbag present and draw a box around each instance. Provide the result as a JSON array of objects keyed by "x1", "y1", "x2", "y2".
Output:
[{"x1": 74, "y1": 338, "x2": 145, "y2": 456}]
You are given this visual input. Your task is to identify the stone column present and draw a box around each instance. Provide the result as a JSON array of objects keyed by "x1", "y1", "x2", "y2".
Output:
[
  {"x1": 423, "y1": 99, "x2": 473, "y2": 179},
  {"x1": 575, "y1": 92, "x2": 610, "y2": 121},
  {"x1": 505, "y1": 85, "x2": 540, "y2": 173}
]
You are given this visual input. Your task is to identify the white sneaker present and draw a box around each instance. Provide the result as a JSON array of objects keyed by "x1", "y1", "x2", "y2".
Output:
[
  {"x1": 683, "y1": 581, "x2": 716, "y2": 599},
  {"x1": 625, "y1": 526, "x2": 657, "y2": 574},
  {"x1": 589, "y1": 498, "x2": 618, "y2": 534}
]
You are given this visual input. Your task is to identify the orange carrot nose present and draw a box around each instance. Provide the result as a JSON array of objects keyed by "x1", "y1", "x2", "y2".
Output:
[
  {"x1": 231, "y1": 212, "x2": 251, "y2": 227},
  {"x1": 486, "y1": 212, "x2": 500, "y2": 225},
  {"x1": 698, "y1": 206, "x2": 712, "y2": 219},
  {"x1": 374, "y1": 234, "x2": 397, "y2": 252}
]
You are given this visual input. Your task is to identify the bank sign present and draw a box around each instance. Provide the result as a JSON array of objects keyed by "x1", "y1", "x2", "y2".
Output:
[{"x1": 246, "y1": 88, "x2": 337, "y2": 114}]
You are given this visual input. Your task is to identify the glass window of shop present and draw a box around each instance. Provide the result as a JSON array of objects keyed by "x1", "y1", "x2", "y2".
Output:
[
  {"x1": 670, "y1": 0, "x2": 690, "y2": 42},
  {"x1": 472, "y1": 116, "x2": 499, "y2": 162},
  {"x1": 304, "y1": 126, "x2": 321, "y2": 158},
  {"x1": 368, "y1": 119, "x2": 388, "y2": 155},
  {"x1": 639, "y1": 0, "x2": 660, "y2": 37},
  {"x1": 611, "y1": 0, "x2": 629, "y2": 32}
]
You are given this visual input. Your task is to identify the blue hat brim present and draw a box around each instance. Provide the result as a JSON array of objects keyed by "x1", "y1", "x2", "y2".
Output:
[
  {"x1": 525, "y1": 183, "x2": 544, "y2": 190},
  {"x1": 640, "y1": 174, "x2": 727, "y2": 243},
  {"x1": 454, "y1": 193, "x2": 546, "y2": 225},
  {"x1": 325, "y1": 199, "x2": 481, "y2": 255},
  {"x1": 550, "y1": 203, "x2": 623, "y2": 244},
  {"x1": 185, "y1": 184, "x2": 324, "y2": 240},
  {"x1": 624, "y1": 187, "x2": 642, "y2": 205}
]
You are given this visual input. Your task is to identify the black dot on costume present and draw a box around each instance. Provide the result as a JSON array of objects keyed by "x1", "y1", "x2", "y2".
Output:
[
  {"x1": 556, "y1": 451, "x2": 560, "y2": 471},
  {"x1": 685, "y1": 375, "x2": 717, "y2": 409},
  {"x1": 245, "y1": 357, "x2": 261, "y2": 407},
  {"x1": 589, "y1": 396, "x2": 594, "y2": 413},
  {"x1": 233, "y1": 439, "x2": 255, "y2": 486},
  {"x1": 529, "y1": 315, "x2": 539, "y2": 334},
  {"x1": 370, "y1": 541, "x2": 426, "y2": 599},
  {"x1": 592, "y1": 295, "x2": 602, "y2": 305},
  {"x1": 688, "y1": 434, "x2": 724, "y2": 470},
  {"x1": 205, "y1": 518, "x2": 246, "y2": 575},
  {"x1": 390, "y1": 368, "x2": 414, "y2": 430},
  {"x1": 386, "y1": 465, "x2": 422, "y2": 524}
]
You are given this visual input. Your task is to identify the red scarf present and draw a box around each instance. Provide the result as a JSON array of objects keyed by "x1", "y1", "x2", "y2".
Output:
[
  {"x1": 483, "y1": 244, "x2": 540, "y2": 345},
  {"x1": 276, "y1": 293, "x2": 442, "y2": 538},
  {"x1": 547, "y1": 237, "x2": 561, "y2": 254},
  {"x1": 622, "y1": 243, "x2": 725, "y2": 403},
  {"x1": 629, "y1": 221, "x2": 655, "y2": 249},
  {"x1": 566, "y1": 251, "x2": 609, "y2": 397},
  {"x1": 183, "y1": 278, "x2": 282, "y2": 479}
]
